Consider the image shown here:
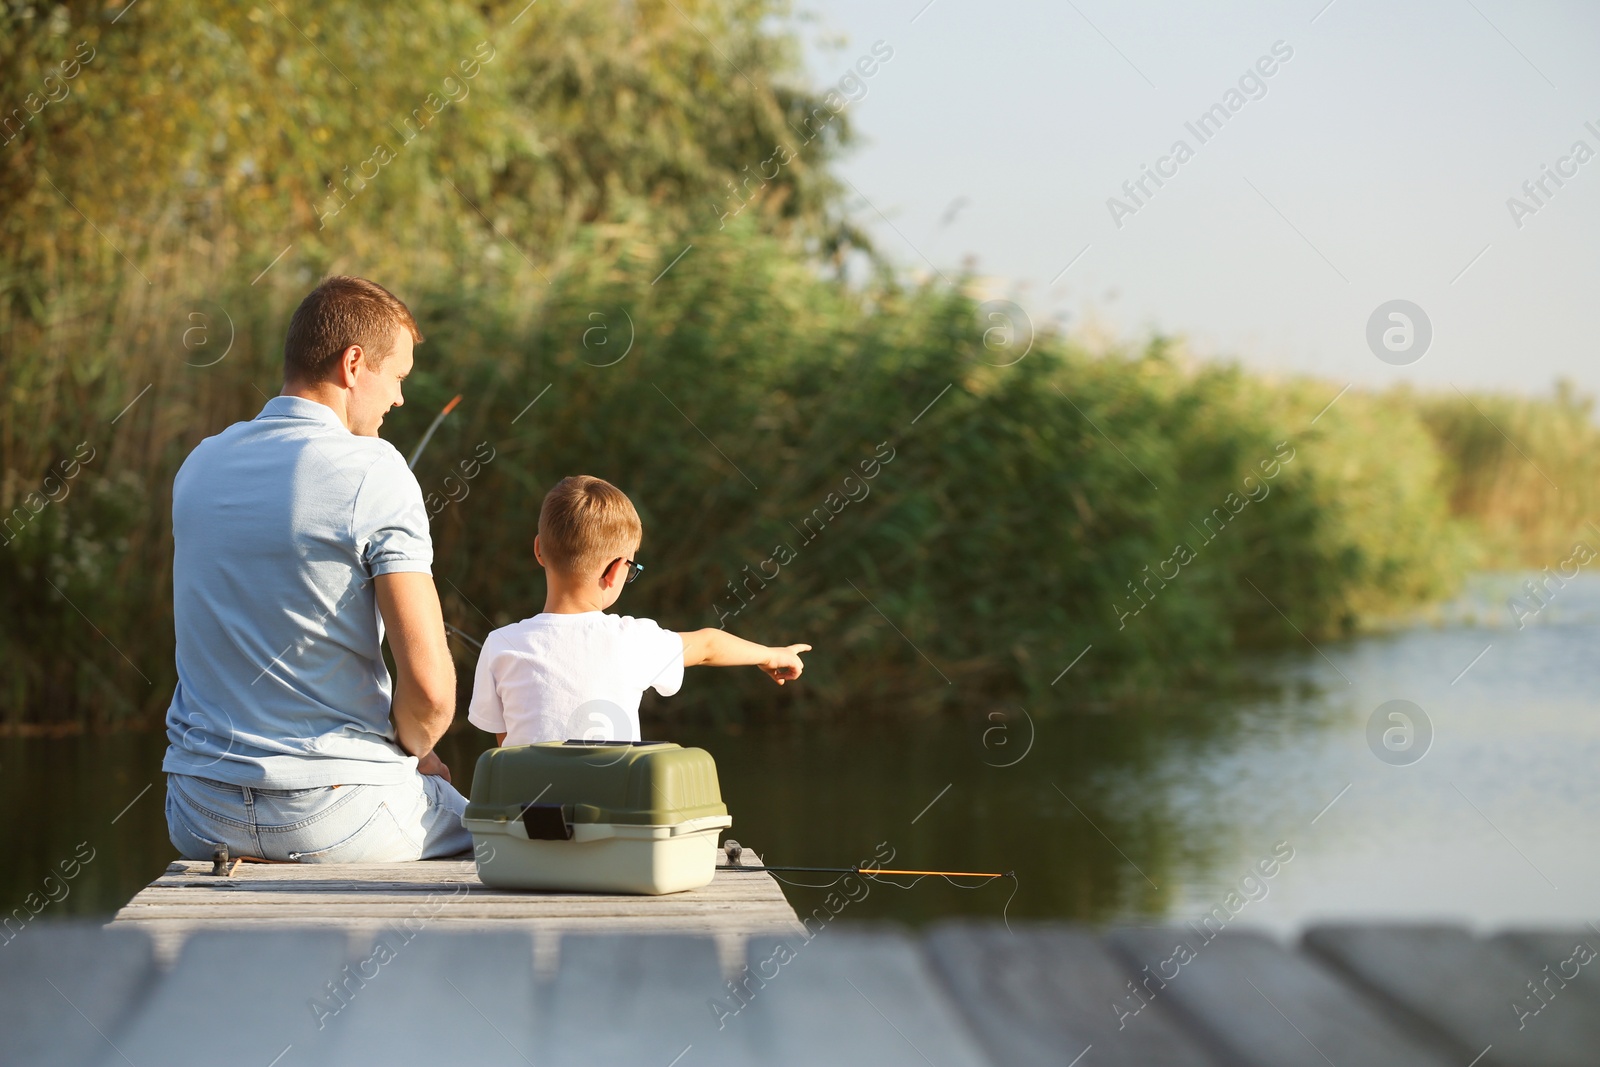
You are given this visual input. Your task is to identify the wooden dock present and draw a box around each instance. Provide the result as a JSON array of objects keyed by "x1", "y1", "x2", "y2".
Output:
[
  {"x1": 10, "y1": 911, "x2": 1600, "y2": 1066},
  {"x1": 110, "y1": 845, "x2": 801, "y2": 974}
]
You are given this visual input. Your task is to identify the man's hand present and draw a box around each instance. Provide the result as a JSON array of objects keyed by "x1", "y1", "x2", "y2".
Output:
[
  {"x1": 758, "y1": 644, "x2": 812, "y2": 685},
  {"x1": 375, "y1": 571, "x2": 457, "y2": 759},
  {"x1": 416, "y1": 750, "x2": 452, "y2": 782}
]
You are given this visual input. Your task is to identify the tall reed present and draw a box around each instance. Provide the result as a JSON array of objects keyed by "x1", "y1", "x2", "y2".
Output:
[{"x1": 7, "y1": 218, "x2": 1550, "y2": 729}]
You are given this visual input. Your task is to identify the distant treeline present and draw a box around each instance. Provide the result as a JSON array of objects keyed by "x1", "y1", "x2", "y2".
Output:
[{"x1": 3, "y1": 2, "x2": 1595, "y2": 729}]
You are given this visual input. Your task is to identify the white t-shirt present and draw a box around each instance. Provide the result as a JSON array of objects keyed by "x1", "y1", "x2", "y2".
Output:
[{"x1": 467, "y1": 612, "x2": 685, "y2": 745}]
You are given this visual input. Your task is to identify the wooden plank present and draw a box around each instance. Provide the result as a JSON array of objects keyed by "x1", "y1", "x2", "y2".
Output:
[
  {"x1": 542, "y1": 934, "x2": 752, "y2": 1067},
  {"x1": 126, "y1": 884, "x2": 783, "y2": 906},
  {"x1": 116, "y1": 897, "x2": 793, "y2": 915},
  {"x1": 114, "y1": 916, "x2": 793, "y2": 975},
  {"x1": 1494, "y1": 929, "x2": 1600, "y2": 1008},
  {"x1": 0, "y1": 922, "x2": 157, "y2": 1067},
  {"x1": 115, "y1": 894, "x2": 790, "y2": 912},
  {"x1": 140, "y1": 860, "x2": 786, "y2": 896},
  {"x1": 736, "y1": 927, "x2": 995, "y2": 1067},
  {"x1": 116, "y1": 855, "x2": 797, "y2": 910},
  {"x1": 114, "y1": 915, "x2": 792, "y2": 933},
  {"x1": 24, "y1": 923, "x2": 1592, "y2": 1067},
  {"x1": 1108, "y1": 927, "x2": 1458, "y2": 1067},
  {"x1": 147, "y1": 859, "x2": 481, "y2": 883},
  {"x1": 311, "y1": 930, "x2": 540, "y2": 1067},
  {"x1": 118, "y1": 879, "x2": 791, "y2": 901},
  {"x1": 110, "y1": 848, "x2": 802, "y2": 969},
  {"x1": 1305, "y1": 924, "x2": 1600, "y2": 1067},
  {"x1": 89, "y1": 930, "x2": 351, "y2": 1067},
  {"x1": 114, "y1": 897, "x2": 798, "y2": 916},
  {"x1": 924, "y1": 921, "x2": 1219, "y2": 1067},
  {"x1": 144, "y1": 854, "x2": 790, "y2": 887}
]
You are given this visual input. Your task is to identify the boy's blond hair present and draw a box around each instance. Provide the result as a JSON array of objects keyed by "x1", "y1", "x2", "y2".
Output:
[{"x1": 538, "y1": 475, "x2": 643, "y2": 576}]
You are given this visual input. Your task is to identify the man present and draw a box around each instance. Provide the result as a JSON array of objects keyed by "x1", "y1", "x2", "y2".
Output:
[{"x1": 163, "y1": 276, "x2": 470, "y2": 861}]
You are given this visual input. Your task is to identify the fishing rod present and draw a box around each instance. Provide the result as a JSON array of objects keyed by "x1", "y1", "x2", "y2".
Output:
[
  {"x1": 718, "y1": 842, "x2": 1021, "y2": 931},
  {"x1": 410, "y1": 395, "x2": 491, "y2": 653},
  {"x1": 715, "y1": 841, "x2": 1013, "y2": 881},
  {"x1": 408, "y1": 393, "x2": 463, "y2": 470},
  {"x1": 717, "y1": 864, "x2": 1015, "y2": 880},
  {"x1": 445, "y1": 623, "x2": 483, "y2": 649}
]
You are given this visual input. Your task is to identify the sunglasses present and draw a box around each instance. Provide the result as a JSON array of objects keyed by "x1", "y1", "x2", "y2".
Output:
[{"x1": 608, "y1": 557, "x2": 644, "y2": 584}]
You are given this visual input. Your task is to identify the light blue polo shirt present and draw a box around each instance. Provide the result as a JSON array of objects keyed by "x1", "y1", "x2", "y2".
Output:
[{"x1": 163, "y1": 395, "x2": 433, "y2": 787}]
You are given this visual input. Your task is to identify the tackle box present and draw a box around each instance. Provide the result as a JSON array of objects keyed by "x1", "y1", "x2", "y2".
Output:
[{"x1": 462, "y1": 740, "x2": 732, "y2": 895}]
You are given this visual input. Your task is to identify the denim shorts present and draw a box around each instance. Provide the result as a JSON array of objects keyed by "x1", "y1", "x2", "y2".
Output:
[{"x1": 165, "y1": 771, "x2": 473, "y2": 863}]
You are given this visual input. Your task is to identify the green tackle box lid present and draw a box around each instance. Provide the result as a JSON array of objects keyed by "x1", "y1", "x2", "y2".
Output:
[{"x1": 464, "y1": 741, "x2": 728, "y2": 828}]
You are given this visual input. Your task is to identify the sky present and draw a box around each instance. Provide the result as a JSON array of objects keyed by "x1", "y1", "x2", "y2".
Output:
[{"x1": 793, "y1": 0, "x2": 1600, "y2": 397}]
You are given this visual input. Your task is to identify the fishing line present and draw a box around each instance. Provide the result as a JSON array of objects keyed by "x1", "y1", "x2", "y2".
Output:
[
  {"x1": 751, "y1": 869, "x2": 1019, "y2": 932},
  {"x1": 445, "y1": 623, "x2": 483, "y2": 649},
  {"x1": 720, "y1": 860, "x2": 1019, "y2": 928},
  {"x1": 716, "y1": 865, "x2": 1014, "y2": 880},
  {"x1": 767, "y1": 871, "x2": 854, "y2": 890},
  {"x1": 411, "y1": 394, "x2": 495, "y2": 652},
  {"x1": 999, "y1": 871, "x2": 1020, "y2": 933},
  {"x1": 718, "y1": 845, "x2": 1013, "y2": 883}
]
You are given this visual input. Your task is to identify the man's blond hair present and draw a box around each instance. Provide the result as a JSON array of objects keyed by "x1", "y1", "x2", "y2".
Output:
[{"x1": 538, "y1": 476, "x2": 643, "y2": 576}]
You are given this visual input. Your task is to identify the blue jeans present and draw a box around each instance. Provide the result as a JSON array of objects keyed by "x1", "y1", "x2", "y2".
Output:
[{"x1": 165, "y1": 771, "x2": 473, "y2": 862}]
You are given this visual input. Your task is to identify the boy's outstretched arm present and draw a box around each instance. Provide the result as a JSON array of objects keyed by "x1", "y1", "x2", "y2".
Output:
[{"x1": 679, "y1": 629, "x2": 812, "y2": 685}]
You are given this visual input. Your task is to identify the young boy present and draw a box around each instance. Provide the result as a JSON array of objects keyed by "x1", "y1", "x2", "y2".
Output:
[{"x1": 468, "y1": 475, "x2": 811, "y2": 746}]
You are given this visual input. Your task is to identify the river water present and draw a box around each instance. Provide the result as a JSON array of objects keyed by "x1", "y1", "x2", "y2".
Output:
[{"x1": 5, "y1": 573, "x2": 1597, "y2": 932}]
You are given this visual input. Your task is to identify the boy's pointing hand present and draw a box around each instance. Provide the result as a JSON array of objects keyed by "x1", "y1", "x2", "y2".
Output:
[{"x1": 760, "y1": 644, "x2": 812, "y2": 685}]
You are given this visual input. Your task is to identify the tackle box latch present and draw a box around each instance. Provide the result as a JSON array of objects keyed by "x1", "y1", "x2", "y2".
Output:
[{"x1": 520, "y1": 803, "x2": 575, "y2": 841}]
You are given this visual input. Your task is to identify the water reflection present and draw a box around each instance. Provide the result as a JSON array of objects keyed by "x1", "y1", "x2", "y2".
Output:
[{"x1": 6, "y1": 573, "x2": 1599, "y2": 931}]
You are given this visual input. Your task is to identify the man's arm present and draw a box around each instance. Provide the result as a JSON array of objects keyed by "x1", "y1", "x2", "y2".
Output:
[
  {"x1": 679, "y1": 629, "x2": 811, "y2": 684},
  {"x1": 375, "y1": 572, "x2": 456, "y2": 773}
]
